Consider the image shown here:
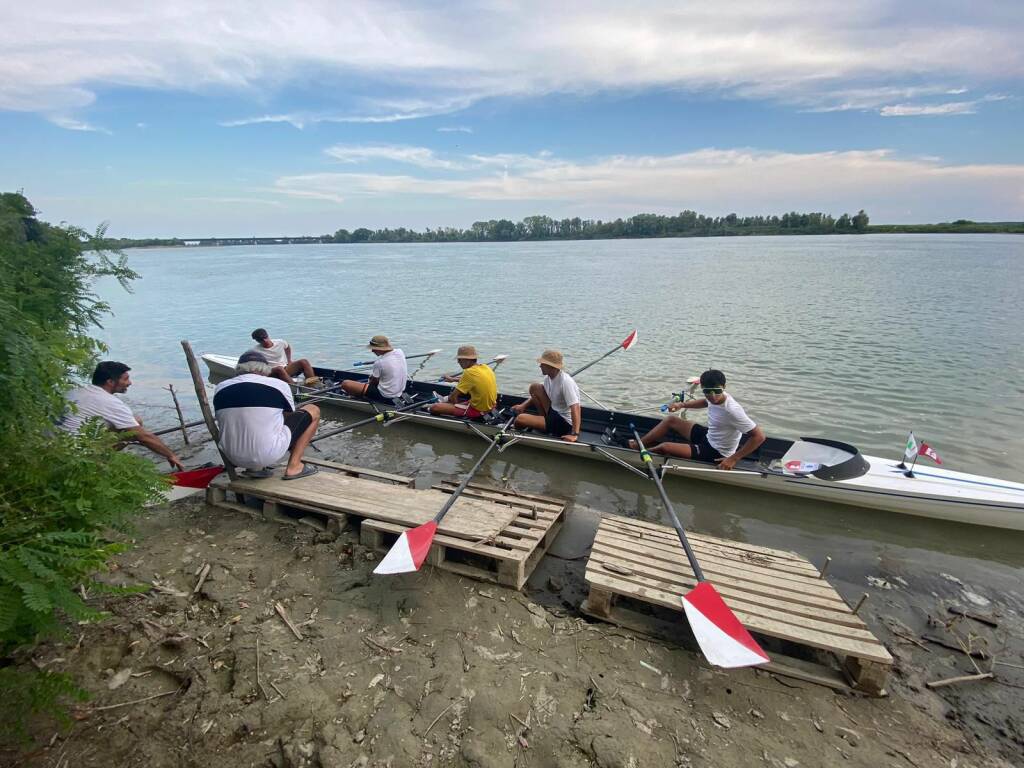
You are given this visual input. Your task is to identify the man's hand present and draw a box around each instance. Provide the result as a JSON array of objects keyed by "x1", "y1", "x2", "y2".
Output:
[
  {"x1": 511, "y1": 403, "x2": 526, "y2": 415},
  {"x1": 441, "y1": 374, "x2": 459, "y2": 383},
  {"x1": 168, "y1": 455, "x2": 186, "y2": 472},
  {"x1": 562, "y1": 433, "x2": 578, "y2": 443},
  {"x1": 715, "y1": 455, "x2": 738, "y2": 471},
  {"x1": 667, "y1": 401, "x2": 684, "y2": 413}
]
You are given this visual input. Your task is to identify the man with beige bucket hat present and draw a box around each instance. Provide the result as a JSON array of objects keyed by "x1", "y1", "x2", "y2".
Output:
[
  {"x1": 512, "y1": 349, "x2": 581, "y2": 442},
  {"x1": 429, "y1": 345, "x2": 498, "y2": 420},
  {"x1": 340, "y1": 335, "x2": 408, "y2": 402}
]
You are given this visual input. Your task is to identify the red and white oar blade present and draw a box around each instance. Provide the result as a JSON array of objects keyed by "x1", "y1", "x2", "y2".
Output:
[
  {"x1": 373, "y1": 521, "x2": 437, "y2": 575},
  {"x1": 170, "y1": 465, "x2": 225, "y2": 488},
  {"x1": 681, "y1": 582, "x2": 769, "y2": 668},
  {"x1": 620, "y1": 329, "x2": 639, "y2": 351}
]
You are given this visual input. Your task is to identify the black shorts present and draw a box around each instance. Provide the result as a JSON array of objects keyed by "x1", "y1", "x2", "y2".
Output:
[
  {"x1": 365, "y1": 381, "x2": 401, "y2": 404},
  {"x1": 545, "y1": 408, "x2": 574, "y2": 438},
  {"x1": 687, "y1": 423, "x2": 725, "y2": 463},
  {"x1": 284, "y1": 409, "x2": 314, "y2": 448}
]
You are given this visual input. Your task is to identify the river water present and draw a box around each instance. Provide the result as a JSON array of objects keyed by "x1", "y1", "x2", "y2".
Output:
[{"x1": 98, "y1": 235, "x2": 1024, "y2": 584}]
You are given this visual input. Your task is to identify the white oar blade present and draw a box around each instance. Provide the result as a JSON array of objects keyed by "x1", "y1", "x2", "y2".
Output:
[
  {"x1": 621, "y1": 329, "x2": 638, "y2": 350},
  {"x1": 373, "y1": 521, "x2": 437, "y2": 575},
  {"x1": 681, "y1": 582, "x2": 769, "y2": 668}
]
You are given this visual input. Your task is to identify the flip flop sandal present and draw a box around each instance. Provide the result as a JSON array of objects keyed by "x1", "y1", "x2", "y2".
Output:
[{"x1": 283, "y1": 464, "x2": 319, "y2": 481}]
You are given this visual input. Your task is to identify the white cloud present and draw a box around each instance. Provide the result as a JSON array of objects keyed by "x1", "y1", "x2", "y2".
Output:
[
  {"x1": 273, "y1": 146, "x2": 1024, "y2": 222},
  {"x1": 437, "y1": 126, "x2": 473, "y2": 133},
  {"x1": 2, "y1": 1, "x2": 1020, "y2": 116},
  {"x1": 49, "y1": 116, "x2": 111, "y2": 134},
  {"x1": 325, "y1": 144, "x2": 460, "y2": 169},
  {"x1": 187, "y1": 196, "x2": 283, "y2": 207},
  {"x1": 880, "y1": 101, "x2": 978, "y2": 117}
]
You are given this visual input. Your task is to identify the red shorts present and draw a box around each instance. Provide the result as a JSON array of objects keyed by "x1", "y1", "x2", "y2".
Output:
[{"x1": 450, "y1": 403, "x2": 485, "y2": 419}]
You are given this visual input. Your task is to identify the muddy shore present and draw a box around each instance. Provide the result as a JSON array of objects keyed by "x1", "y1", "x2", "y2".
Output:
[{"x1": 5, "y1": 472, "x2": 1022, "y2": 768}]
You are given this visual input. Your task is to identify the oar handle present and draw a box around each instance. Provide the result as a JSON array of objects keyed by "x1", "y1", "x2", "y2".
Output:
[
  {"x1": 629, "y1": 424, "x2": 705, "y2": 582},
  {"x1": 433, "y1": 415, "x2": 517, "y2": 523},
  {"x1": 660, "y1": 393, "x2": 683, "y2": 412},
  {"x1": 311, "y1": 396, "x2": 437, "y2": 443}
]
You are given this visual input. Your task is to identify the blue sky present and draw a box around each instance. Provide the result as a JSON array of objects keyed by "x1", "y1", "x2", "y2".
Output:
[{"x1": 1, "y1": 1, "x2": 1022, "y2": 237}]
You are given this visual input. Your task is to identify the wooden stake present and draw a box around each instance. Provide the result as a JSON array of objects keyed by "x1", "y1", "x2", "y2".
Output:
[
  {"x1": 166, "y1": 384, "x2": 191, "y2": 445},
  {"x1": 852, "y1": 593, "x2": 869, "y2": 615},
  {"x1": 818, "y1": 556, "x2": 832, "y2": 579},
  {"x1": 180, "y1": 340, "x2": 237, "y2": 480}
]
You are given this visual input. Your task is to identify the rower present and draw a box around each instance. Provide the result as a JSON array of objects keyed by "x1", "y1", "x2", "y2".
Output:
[
  {"x1": 629, "y1": 369, "x2": 765, "y2": 471},
  {"x1": 430, "y1": 345, "x2": 497, "y2": 420},
  {"x1": 250, "y1": 328, "x2": 321, "y2": 388},
  {"x1": 340, "y1": 335, "x2": 408, "y2": 403},
  {"x1": 213, "y1": 351, "x2": 321, "y2": 480},
  {"x1": 511, "y1": 349, "x2": 581, "y2": 443},
  {"x1": 57, "y1": 361, "x2": 185, "y2": 471}
]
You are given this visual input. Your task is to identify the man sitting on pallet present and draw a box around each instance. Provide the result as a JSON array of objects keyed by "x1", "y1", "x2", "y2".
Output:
[
  {"x1": 628, "y1": 369, "x2": 765, "y2": 471},
  {"x1": 429, "y1": 345, "x2": 498, "y2": 420},
  {"x1": 249, "y1": 328, "x2": 321, "y2": 388},
  {"x1": 213, "y1": 351, "x2": 321, "y2": 480}
]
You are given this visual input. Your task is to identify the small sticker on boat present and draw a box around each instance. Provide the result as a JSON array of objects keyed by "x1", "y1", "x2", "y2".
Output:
[{"x1": 784, "y1": 461, "x2": 821, "y2": 475}]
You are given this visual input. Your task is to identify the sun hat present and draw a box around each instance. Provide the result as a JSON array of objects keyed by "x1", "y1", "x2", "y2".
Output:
[
  {"x1": 368, "y1": 334, "x2": 393, "y2": 351},
  {"x1": 536, "y1": 349, "x2": 564, "y2": 370},
  {"x1": 456, "y1": 345, "x2": 479, "y2": 361}
]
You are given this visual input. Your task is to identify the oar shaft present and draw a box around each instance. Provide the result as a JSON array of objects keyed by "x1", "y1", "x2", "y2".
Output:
[
  {"x1": 570, "y1": 344, "x2": 619, "y2": 377},
  {"x1": 433, "y1": 416, "x2": 516, "y2": 523},
  {"x1": 310, "y1": 398, "x2": 434, "y2": 443},
  {"x1": 631, "y1": 427, "x2": 705, "y2": 582}
]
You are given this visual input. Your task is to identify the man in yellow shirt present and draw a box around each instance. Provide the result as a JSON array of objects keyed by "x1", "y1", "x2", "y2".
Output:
[{"x1": 430, "y1": 345, "x2": 498, "y2": 420}]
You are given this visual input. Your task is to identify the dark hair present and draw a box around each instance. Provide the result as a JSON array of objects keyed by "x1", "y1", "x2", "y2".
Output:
[
  {"x1": 92, "y1": 361, "x2": 131, "y2": 386},
  {"x1": 251, "y1": 328, "x2": 269, "y2": 342},
  {"x1": 699, "y1": 369, "x2": 726, "y2": 388}
]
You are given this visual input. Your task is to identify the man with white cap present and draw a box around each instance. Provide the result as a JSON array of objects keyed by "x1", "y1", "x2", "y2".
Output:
[
  {"x1": 429, "y1": 345, "x2": 498, "y2": 420},
  {"x1": 340, "y1": 335, "x2": 408, "y2": 403},
  {"x1": 511, "y1": 349, "x2": 581, "y2": 442},
  {"x1": 213, "y1": 350, "x2": 321, "y2": 480}
]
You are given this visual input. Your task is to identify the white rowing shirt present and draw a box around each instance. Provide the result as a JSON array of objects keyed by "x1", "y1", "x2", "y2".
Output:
[
  {"x1": 58, "y1": 385, "x2": 139, "y2": 433},
  {"x1": 706, "y1": 394, "x2": 757, "y2": 456},
  {"x1": 213, "y1": 374, "x2": 295, "y2": 469},
  {"x1": 543, "y1": 371, "x2": 581, "y2": 426},
  {"x1": 251, "y1": 339, "x2": 289, "y2": 367},
  {"x1": 371, "y1": 349, "x2": 408, "y2": 400}
]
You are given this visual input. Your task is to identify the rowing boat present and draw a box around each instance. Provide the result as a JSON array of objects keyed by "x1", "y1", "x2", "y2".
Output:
[{"x1": 202, "y1": 353, "x2": 1024, "y2": 530}]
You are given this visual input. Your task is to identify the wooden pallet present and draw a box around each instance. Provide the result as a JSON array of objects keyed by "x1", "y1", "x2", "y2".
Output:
[
  {"x1": 361, "y1": 481, "x2": 566, "y2": 589},
  {"x1": 581, "y1": 516, "x2": 893, "y2": 695},
  {"x1": 206, "y1": 465, "x2": 565, "y2": 590}
]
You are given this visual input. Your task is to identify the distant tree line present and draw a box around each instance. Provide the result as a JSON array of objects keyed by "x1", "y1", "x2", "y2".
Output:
[{"x1": 325, "y1": 209, "x2": 872, "y2": 243}]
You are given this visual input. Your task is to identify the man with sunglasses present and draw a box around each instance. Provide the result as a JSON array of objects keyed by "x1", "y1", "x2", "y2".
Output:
[{"x1": 628, "y1": 369, "x2": 764, "y2": 470}]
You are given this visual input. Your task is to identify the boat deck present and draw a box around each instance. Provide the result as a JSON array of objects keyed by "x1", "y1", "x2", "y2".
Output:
[
  {"x1": 581, "y1": 516, "x2": 893, "y2": 694},
  {"x1": 206, "y1": 460, "x2": 565, "y2": 590}
]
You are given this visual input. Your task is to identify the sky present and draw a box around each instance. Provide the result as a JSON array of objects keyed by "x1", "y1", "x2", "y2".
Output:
[{"x1": 1, "y1": 0, "x2": 1022, "y2": 237}]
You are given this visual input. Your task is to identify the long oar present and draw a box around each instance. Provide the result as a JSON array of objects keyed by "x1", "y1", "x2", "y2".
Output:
[
  {"x1": 308, "y1": 396, "x2": 438, "y2": 444},
  {"x1": 352, "y1": 349, "x2": 442, "y2": 368},
  {"x1": 570, "y1": 330, "x2": 638, "y2": 377},
  {"x1": 374, "y1": 414, "x2": 518, "y2": 575},
  {"x1": 628, "y1": 425, "x2": 769, "y2": 668},
  {"x1": 437, "y1": 354, "x2": 509, "y2": 383}
]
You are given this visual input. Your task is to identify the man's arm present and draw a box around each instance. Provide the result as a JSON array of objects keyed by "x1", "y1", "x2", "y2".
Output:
[
  {"x1": 717, "y1": 426, "x2": 766, "y2": 471},
  {"x1": 563, "y1": 403, "x2": 582, "y2": 442},
  {"x1": 668, "y1": 397, "x2": 708, "y2": 412},
  {"x1": 123, "y1": 427, "x2": 185, "y2": 471},
  {"x1": 285, "y1": 343, "x2": 293, "y2": 365}
]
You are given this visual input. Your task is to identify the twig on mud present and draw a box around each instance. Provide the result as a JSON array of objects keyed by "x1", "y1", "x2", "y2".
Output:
[
  {"x1": 363, "y1": 636, "x2": 402, "y2": 655},
  {"x1": 256, "y1": 637, "x2": 270, "y2": 701},
  {"x1": 509, "y1": 713, "x2": 530, "y2": 730},
  {"x1": 993, "y1": 659, "x2": 1024, "y2": 671},
  {"x1": 275, "y1": 602, "x2": 304, "y2": 640},
  {"x1": 270, "y1": 681, "x2": 287, "y2": 699},
  {"x1": 88, "y1": 684, "x2": 186, "y2": 712},
  {"x1": 424, "y1": 701, "x2": 456, "y2": 736},
  {"x1": 192, "y1": 563, "x2": 211, "y2": 598},
  {"x1": 925, "y1": 672, "x2": 994, "y2": 689}
]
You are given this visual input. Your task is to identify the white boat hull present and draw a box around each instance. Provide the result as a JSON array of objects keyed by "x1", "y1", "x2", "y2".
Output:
[{"x1": 202, "y1": 354, "x2": 1024, "y2": 529}]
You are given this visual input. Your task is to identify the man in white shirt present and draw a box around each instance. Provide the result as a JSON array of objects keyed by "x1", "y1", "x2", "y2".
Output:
[
  {"x1": 58, "y1": 361, "x2": 185, "y2": 471},
  {"x1": 250, "y1": 328, "x2": 320, "y2": 388},
  {"x1": 512, "y1": 349, "x2": 581, "y2": 443},
  {"x1": 340, "y1": 335, "x2": 408, "y2": 403},
  {"x1": 629, "y1": 369, "x2": 765, "y2": 470},
  {"x1": 213, "y1": 351, "x2": 321, "y2": 480}
]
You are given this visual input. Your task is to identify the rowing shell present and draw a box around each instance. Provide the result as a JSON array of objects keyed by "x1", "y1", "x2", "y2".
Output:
[{"x1": 202, "y1": 354, "x2": 1024, "y2": 530}]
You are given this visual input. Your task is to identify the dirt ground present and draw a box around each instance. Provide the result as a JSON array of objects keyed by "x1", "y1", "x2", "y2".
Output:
[{"x1": 4, "y1": 484, "x2": 1022, "y2": 768}]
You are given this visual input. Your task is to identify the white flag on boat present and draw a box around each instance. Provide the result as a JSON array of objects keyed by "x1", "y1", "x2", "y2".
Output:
[{"x1": 903, "y1": 432, "x2": 918, "y2": 461}]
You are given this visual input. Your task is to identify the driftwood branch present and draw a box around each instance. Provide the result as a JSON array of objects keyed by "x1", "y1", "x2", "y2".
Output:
[{"x1": 925, "y1": 672, "x2": 993, "y2": 689}]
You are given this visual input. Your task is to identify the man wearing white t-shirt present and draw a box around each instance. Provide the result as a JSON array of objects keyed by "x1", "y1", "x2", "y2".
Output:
[
  {"x1": 629, "y1": 369, "x2": 765, "y2": 470},
  {"x1": 340, "y1": 335, "x2": 408, "y2": 403},
  {"x1": 58, "y1": 361, "x2": 185, "y2": 471},
  {"x1": 512, "y1": 349, "x2": 581, "y2": 442},
  {"x1": 250, "y1": 328, "x2": 320, "y2": 388}
]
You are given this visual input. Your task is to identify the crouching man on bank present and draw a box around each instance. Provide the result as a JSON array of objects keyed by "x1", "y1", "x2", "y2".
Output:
[{"x1": 213, "y1": 351, "x2": 321, "y2": 480}]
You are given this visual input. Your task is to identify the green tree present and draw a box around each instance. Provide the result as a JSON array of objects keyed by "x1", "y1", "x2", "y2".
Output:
[
  {"x1": 0, "y1": 192, "x2": 165, "y2": 740},
  {"x1": 852, "y1": 209, "x2": 870, "y2": 232}
]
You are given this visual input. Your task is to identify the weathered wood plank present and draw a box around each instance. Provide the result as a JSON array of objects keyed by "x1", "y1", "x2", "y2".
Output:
[{"x1": 303, "y1": 457, "x2": 414, "y2": 485}]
